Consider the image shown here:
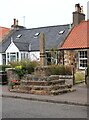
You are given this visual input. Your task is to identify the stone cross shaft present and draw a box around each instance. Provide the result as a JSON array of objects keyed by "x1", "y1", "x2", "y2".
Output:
[{"x1": 39, "y1": 32, "x2": 46, "y2": 66}]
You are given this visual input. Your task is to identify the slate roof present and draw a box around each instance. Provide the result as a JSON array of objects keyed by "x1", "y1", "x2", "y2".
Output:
[
  {"x1": 60, "y1": 21, "x2": 89, "y2": 50},
  {"x1": 14, "y1": 41, "x2": 29, "y2": 51},
  {"x1": 0, "y1": 24, "x2": 70, "y2": 52}
]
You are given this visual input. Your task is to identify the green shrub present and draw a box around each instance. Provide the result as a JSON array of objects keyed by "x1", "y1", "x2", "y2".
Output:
[
  {"x1": 13, "y1": 65, "x2": 26, "y2": 79},
  {"x1": 20, "y1": 60, "x2": 39, "y2": 74},
  {"x1": 9, "y1": 60, "x2": 39, "y2": 78},
  {"x1": 88, "y1": 65, "x2": 89, "y2": 77},
  {"x1": 0, "y1": 65, "x2": 11, "y2": 71},
  {"x1": 9, "y1": 61, "x2": 21, "y2": 68},
  {"x1": 48, "y1": 65, "x2": 72, "y2": 75},
  {"x1": 65, "y1": 66, "x2": 72, "y2": 75}
]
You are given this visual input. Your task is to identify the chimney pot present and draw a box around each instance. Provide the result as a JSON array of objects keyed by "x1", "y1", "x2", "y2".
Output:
[
  {"x1": 16, "y1": 20, "x2": 18, "y2": 26},
  {"x1": 75, "y1": 3, "x2": 81, "y2": 12},
  {"x1": 81, "y1": 6, "x2": 83, "y2": 13},
  {"x1": 13, "y1": 18, "x2": 16, "y2": 26}
]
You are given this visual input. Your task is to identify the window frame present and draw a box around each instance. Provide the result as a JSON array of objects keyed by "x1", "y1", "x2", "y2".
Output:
[
  {"x1": 79, "y1": 50, "x2": 87, "y2": 69},
  {"x1": 6, "y1": 52, "x2": 19, "y2": 64}
]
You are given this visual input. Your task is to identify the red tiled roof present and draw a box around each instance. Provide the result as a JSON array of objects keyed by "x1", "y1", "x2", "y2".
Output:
[
  {"x1": 0, "y1": 27, "x2": 10, "y2": 40},
  {"x1": 60, "y1": 21, "x2": 89, "y2": 49}
]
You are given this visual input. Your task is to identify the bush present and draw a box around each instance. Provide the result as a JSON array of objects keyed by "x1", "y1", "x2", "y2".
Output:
[
  {"x1": 0, "y1": 65, "x2": 11, "y2": 71},
  {"x1": 20, "y1": 60, "x2": 39, "y2": 74},
  {"x1": 13, "y1": 66, "x2": 26, "y2": 79},
  {"x1": 9, "y1": 60, "x2": 39, "y2": 79},
  {"x1": 9, "y1": 61, "x2": 21, "y2": 68},
  {"x1": 88, "y1": 65, "x2": 89, "y2": 77},
  {"x1": 48, "y1": 65, "x2": 72, "y2": 75}
]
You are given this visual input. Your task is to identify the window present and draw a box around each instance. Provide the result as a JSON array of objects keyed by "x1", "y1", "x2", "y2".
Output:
[
  {"x1": 34, "y1": 32, "x2": 40, "y2": 38},
  {"x1": 10, "y1": 53, "x2": 16, "y2": 61},
  {"x1": 21, "y1": 53, "x2": 24, "y2": 60},
  {"x1": 16, "y1": 34, "x2": 22, "y2": 39},
  {"x1": 46, "y1": 52, "x2": 51, "y2": 65},
  {"x1": 58, "y1": 30, "x2": 65, "y2": 35},
  {"x1": 21, "y1": 52, "x2": 28, "y2": 60},
  {"x1": 79, "y1": 51, "x2": 87, "y2": 69},
  {"x1": 6, "y1": 52, "x2": 19, "y2": 64}
]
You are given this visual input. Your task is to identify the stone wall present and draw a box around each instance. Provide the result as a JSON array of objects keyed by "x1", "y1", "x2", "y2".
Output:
[
  {"x1": 6, "y1": 68, "x2": 19, "y2": 82},
  {"x1": 63, "y1": 49, "x2": 88, "y2": 71},
  {"x1": 59, "y1": 75, "x2": 74, "y2": 85},
  {"x1": 64, "y1": 50, "x2": 75, "y2": 66}
]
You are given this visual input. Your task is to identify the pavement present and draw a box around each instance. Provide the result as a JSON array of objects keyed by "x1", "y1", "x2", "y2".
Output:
[{"x1": 1, "y1": 83, "x2": 89, "y2": 106}]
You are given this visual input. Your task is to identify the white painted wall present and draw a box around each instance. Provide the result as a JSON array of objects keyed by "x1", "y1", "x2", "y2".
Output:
[
  {"x1": 6, "y1": 42, "x2": 20, "y2": 64},
  {"x1": 5, "y1": 42, "x2": 40, "y2": 63},
  {"x1": 20, "y1": 51, "x2": 29, "y2": 61},
  {"x1": 30, "y1": 51, "x2": 40, "y2": 61},
  {"x1": 6, "y1": 42, "x2": 19, "y2": 53},
  {"x1": 0, "y1": 53, "x2": 2, "y2": 65}
]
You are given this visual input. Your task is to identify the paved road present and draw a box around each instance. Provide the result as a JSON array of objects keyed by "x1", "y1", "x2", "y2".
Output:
[
  {"x1": 2, "y1": 97, "x2": 87, "y2": 118},
  {"x1": 1, "y1": 84, "x2": 88, "y2": 106}
]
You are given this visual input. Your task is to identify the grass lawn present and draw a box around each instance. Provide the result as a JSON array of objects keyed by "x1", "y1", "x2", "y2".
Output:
[{"x1": 75, "y1": 71, "x2": 85, "y2": 84}]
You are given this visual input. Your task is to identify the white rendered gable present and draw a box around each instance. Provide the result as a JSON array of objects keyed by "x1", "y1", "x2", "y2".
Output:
[
  {"x1": 6, "y1": 42, "x2": 19, "y2": 52},
  {"x1": 0, "y1": 53, "x2": 2, "y2": 65}
]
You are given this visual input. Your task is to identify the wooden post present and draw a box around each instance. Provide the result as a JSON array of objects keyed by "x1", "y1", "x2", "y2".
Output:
[{"x1": 72, "y1": 66, "x2": 75, "y2": 85}]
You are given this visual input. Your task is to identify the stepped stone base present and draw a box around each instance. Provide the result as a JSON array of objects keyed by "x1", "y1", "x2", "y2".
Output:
[{"x1": 9, "y1": 75, "x2": 75, "y2": 95}]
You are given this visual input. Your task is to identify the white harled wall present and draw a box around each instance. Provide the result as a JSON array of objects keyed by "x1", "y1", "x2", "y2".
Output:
[{"x1": 0, "y1": 53, "x2": 2, "y2": 65}]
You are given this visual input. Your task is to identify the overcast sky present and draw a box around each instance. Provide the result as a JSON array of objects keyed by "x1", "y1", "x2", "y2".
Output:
[{"x1": 0, "y1": 0, "x2": 88, "y2": 28}]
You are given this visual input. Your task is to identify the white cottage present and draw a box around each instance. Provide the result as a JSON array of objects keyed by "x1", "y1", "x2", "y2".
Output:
[{"x1": 0, "y1": 18, "x2": 70, "y2": 65}]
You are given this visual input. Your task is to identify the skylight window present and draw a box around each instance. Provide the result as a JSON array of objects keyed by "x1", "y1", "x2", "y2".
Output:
[
  {"x1": 16, "y1": 34, "x2": 22, "y2": 38},
  {"x1": 34, "y1": 32, "x2": 40, "y2": 38},
  {"x1": 58, "y1": 30, "x2": 65, "y2": 35},
  {"x1": 35, "y1": 32, "x2": 40, "y2": 36}
]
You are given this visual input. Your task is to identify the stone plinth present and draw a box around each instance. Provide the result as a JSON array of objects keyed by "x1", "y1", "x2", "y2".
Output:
[
  {"x1": 34, "y1": 66, "x2": 51, "y2": 77},
  {"x1": 9, "y1": 74, "x2": 75, "y2": 95}
]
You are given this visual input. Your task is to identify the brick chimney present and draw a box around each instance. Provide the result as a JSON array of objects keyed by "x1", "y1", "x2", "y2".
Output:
[
  {"x1": 13, "y1": 18, "x2": 16, "y2": 26},
  {"x1": 11, "y1": 18, "x2": 25, "y2": 30},
  {"x1": 73, "y1": 3, "x2": 85, "y2": 26},
  {"x1": 39, "y1": 32, "x2": 46, "y2": 66}
]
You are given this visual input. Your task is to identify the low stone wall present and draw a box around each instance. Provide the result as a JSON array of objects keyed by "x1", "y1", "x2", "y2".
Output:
[
  {"x1": 6, "y1": 68, "x2": 19, "y2": 82},
  {"x1": 6, "y1": 68, "x2": 74, "y2": 85}
]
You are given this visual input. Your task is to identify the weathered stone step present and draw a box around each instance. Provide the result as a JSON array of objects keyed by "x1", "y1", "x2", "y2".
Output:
[
  {"x1": 59, "y1": 75, "x2": 73, "y2": 79},
  {"x1": 21, "y1": 79, "x2": 65, "y2": 86},
  {"x1": 10, "y1": 88, "x2": 75, "y2": 95},
  {"x1": 51, "y1": 84, "x2": 72, "y2": 90},
  {"x1": 32, "y1": 85, "x2": 72, "y2": 91},
  {"x1": 15, "y1": 84, "x2": 72, "y2": 91},
  {"x1": 50, "y1": 88, "x2": 75, "y2": 95}
]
